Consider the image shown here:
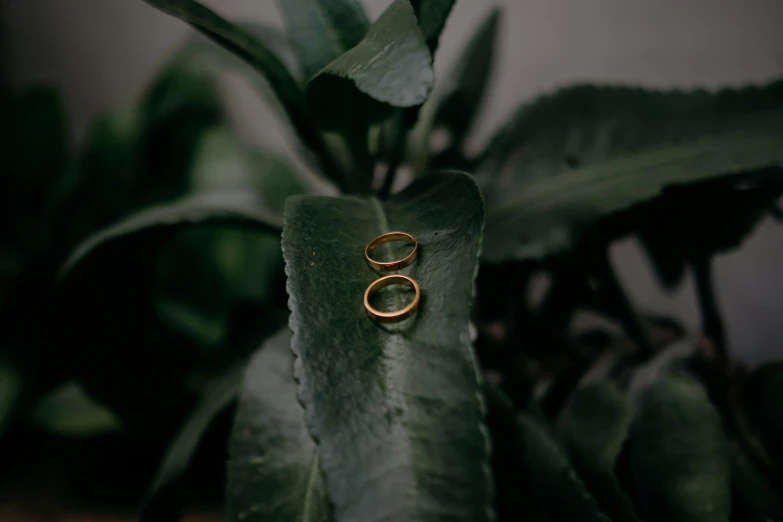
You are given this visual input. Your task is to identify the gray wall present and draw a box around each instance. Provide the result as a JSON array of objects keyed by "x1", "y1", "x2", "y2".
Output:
[{"x1": 7, "y1": 0, "x2": 783, "y2": 363}]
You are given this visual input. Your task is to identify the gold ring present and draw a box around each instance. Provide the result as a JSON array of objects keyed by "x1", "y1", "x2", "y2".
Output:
[
  {"x1": 365, "y1": 232, "x2": 418, "y2": 272},
  {"x1": 363, "y1": 274, "x2": 421, "y2": 324}
]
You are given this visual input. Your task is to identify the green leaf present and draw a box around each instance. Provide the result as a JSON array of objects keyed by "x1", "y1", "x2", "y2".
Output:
[
  {"x1": 482, "y1": 385, "x2": 547, "y2": 521},
  {"x1": 432, "y1": 7, "x2": 500, "y2": 155},
  {"x1": 479, "y1": 81, "x2": 783, "y2": 263},
  {"x1": 306, "y1": 0, "x2": 434, "y2": 130},
  {"x1": 139, "y1": 0, "x2": 341, "y2": 186},
  {"x1": 153, "y1": 129, "x2": 307, "y2": 343},
  {"x1": 175, "y1": 23, "x2": 331, "y2": 172},
  {"x1": 31, "y1": 381, "x2": 122, "y2": 436},
  {"x1": 410, "y1": 0, "x2": 456, "y2": 52},
  {"x1": 484, "y1": 137, "x2": 783, "y2": 264},
  {"x1": 559, "y1": 382, "x2": 640, "y2": 522},
  {"x1": 227, "y1": 329, "x2": 331, "y2": 522},
  {"x1": 517, "y1": 414, "x2": 611, "y2": 522},
  {"x1": 182, "y1": 22, "x2": 300, "y2": 81},
  {"x1": 59, "y1": 191, "x2": 283, "y2": 280},
  {"x1": 52, "y1": 192, "x2": 283, "y2": 428},
  {"x1": 177, "y1": 127, "x2": 306, "y2": 304},
  {"x1": 631, "y1": 374, "x2": 731, "y2": 522},
  {"x1": 275, "y1": 0, "x2": 369, "y2": 82},
  {"x1": 282, "y1": 171, "x2": 491, "y2": 521},
  {"x1": 187, "y1": 128, "x2": 310, "y2": 215},
  {"x1": 738, "y1": 362, "x2": 783, "y2": 470},
  {"x1": 136, "y1": 58, "x2": 224, "y2": 205},
  {"x1": 140, "y1": 0, "x2": 300, "y2": 114},
  {"x1": 141, "y1": 364, "x2": 242, "y2": 522},
  {"x1": 626, "y1": 340, "x2": 695, "y2": 402},
  {"x1": 54, "y1": 106, "x2": 139, "y2": 252}
]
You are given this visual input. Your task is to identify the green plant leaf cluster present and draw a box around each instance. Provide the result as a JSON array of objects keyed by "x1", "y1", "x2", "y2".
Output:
[{"x1": 2, "y1": 1, "x2": 782, "y2": 521}]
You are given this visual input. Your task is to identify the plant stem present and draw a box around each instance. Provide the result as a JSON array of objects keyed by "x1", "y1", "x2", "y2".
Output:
[
  {"x1": 595, "y1": 250, "x2": 655, "y2": 358},
  {"x1": 312, "y1": 132, "x2": 350, "y2": 193},
  {"x1": 378, "y1": 112, "x2": 407, "y2": 199},
  {"x1": 690, "y1": 254, "x2": 727, "y2": 361},
  {"x1": 343, "y1": 118, "x2": 373, "y2": 195}
]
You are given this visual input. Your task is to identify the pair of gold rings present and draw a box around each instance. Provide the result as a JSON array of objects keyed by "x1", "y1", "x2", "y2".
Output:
[{"x1": 363, "y1": 232, "x2": 421, "y2": 324}]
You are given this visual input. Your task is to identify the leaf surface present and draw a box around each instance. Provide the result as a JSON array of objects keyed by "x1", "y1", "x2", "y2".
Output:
[
  {"x1": 482, "y1": 385, "x2": 546, "y2": 521},
  {"x1": 32, "y1": 382, "x2": 122, "y2": 436},
  {"x1": 631, "y1": 375, "x2": 731, "y2": 522},
  {"x1": 410, "y1": 0, "x2": 456, "y2": 52},
  {"x1": 282, "y1": 171, "x2": 491, "y2": 522},
  {"x1": 559, "y1": 382, "x2": 640, "y2": 522},
  {"x1": 306, "y1": 0, "x2": 434, "y2": 130},
  {"x1": 59, "y1": 191, "x2": 282, "y2": 280},
  {"x1": 432, "y1": 7, "x2": 499, "y2": 155},
  {"x1": 480, "y1": 82, "x2": 783, "y2": 263},
  {"x1": 52, "y1": 191, "x2": 282, "y2": 431},
  {"x1": 275, "y1": 0, "x2": 369, "y2": 81},
  {"x1": 142, "y1": 364, "x2": 242, "y2": 521},
  {"x1": 140, "y1": 0, "x2": 341, "y2": 185},
  {"x1": 226, "y1": 329, "x2": 331, "y2": 522},
  {"x1": 135, "y1": 56, "x2": 224, "y2": 204},
  {"x1": 517, "y1": 414, "x2": 611, "y2": 522}
]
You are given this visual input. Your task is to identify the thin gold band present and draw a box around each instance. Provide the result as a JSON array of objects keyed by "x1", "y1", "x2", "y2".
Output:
[
  {"x1": 364, "y1": 232, "x2": 418, "y2": 272},
  {"x1": 363, "y1": 274, "x2": 421, "y2": 324}
]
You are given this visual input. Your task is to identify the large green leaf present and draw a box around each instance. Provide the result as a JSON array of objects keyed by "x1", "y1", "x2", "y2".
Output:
[
  {"x1": 275, "y1": 0, "x2": 369, "y2": 82},
  {"x1": 52, "y1": 192, "x2": 282, "y2": 429},
  {"x1": 559, "y1": 382, "x2": 640, "y2": 522},
  {"x1": 631, "y1": 374, "x2": 730, "y2": 522},
  {"x1": 54, "y1": 107, "x2": 139, "y2": 253},
  {"x1": 154, "y1": 129, "x2": 307, "y2": 354},
  {"x1": 282, "y1": 171, "x2": 491, "y2": 521},
  {"x1": 226, "y1": 329, "x2": 331, "y2": 522},
  {"x1": 135, "y1": 57, "x2": 224, "y2": 205},
  {"x1": 479, "y1": 81, "x2": 783, "y2": 184},
  {"x1": 140, "y1": 0, "x2": 300, "y2": 116},
  {"x1": 142, "y1": 364, "x2": 242, "y2": 522},
  {"x1": 139, "y1": 0, "x2": 341, "y2": 186},
  {"x1": 306, "y1": 0, "x2": 434, "y2": 130},
  {"x1": 187, "y1": 128, "x2": 310, "y2": 214},
  {"x1": 59, "y1": 191, "x2": 282, "y2": 279},
  {"x1": 738, "y1": 362, "x2": 783, "y2": 469},
  {"x1": 410, "y1": 0, "x2": 456, "y2": 53},
  {"x1": 482, "y1": 385, "x2": 547, "y2": 521},
  {"x1": 480, "y1": 82, "x2": 783, "y2": 263},
  {"x1": 432, "y1": 7, "x2": 500, "y2": 158},
  {"x1": 180, "y1": 22, "x2": 300, "y2": 81},
  {"x1": 31, "y1": 382, "x2": 122, "y2": 436},
  {"x1": 517, "y1": 414, "x2": 611, "y2": 522},
  {"x1": 483, "y1": 136, "x2": 783, "y2": 263}
]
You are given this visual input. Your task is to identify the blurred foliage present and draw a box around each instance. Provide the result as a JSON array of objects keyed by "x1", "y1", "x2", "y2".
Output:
[{"x1": 1, "y1": 0, "x2": 782, "y2": 521}]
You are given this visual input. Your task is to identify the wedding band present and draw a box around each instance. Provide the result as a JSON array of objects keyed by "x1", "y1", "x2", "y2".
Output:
[
  {"x1": 363, "y1": 274, "x2": 421, "y2": 324},
  {"x1": 365, "y1": 232, "x2": 418, "y2": 272}
]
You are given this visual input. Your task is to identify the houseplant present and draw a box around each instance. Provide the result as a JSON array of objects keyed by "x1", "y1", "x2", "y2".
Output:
[{"x1": 2, "y1": 0, "x2": 782, "y2": 520}]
